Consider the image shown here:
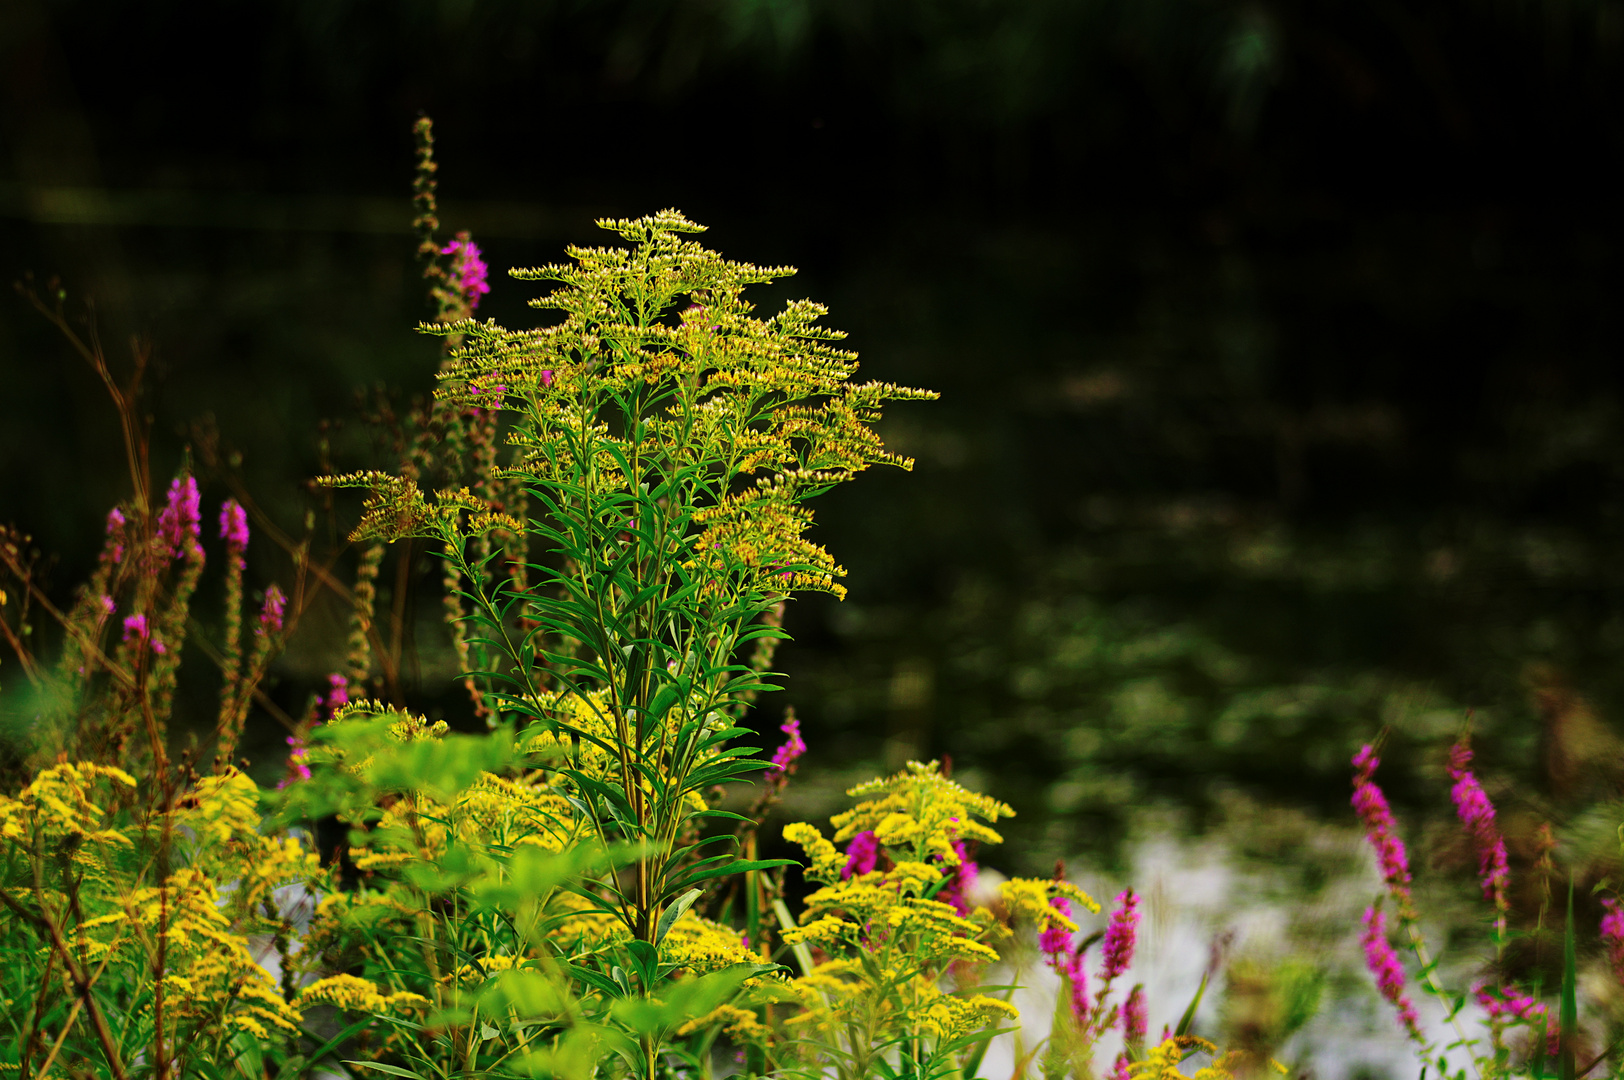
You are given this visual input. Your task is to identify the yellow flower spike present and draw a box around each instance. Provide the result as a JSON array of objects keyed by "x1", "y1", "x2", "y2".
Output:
[
  {"x1": 783, "y1": 822, "x2": 846, "y2": 881},
  {"x1": 297, "y1": 974, "x2": 431, "y2": 1014},
  {"x1": 830, "y1": 760, "x2": 1013, "y2": 867}
]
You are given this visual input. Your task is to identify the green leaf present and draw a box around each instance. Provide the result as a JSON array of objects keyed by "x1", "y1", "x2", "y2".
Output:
[{"x1": 654, "y1": 888, "x2": 703, "y2": 947}]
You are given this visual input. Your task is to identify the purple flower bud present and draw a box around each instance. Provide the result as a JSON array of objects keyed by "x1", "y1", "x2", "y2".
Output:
[
  {"x1": 540, "y1": 369, "x2": 554, "y2": 388},
  {"x1": 98, "y1": 595, "x2": 115, "y2": 616},
  {"x1": 324, "y1": 673, "x2": 349, "y2": 717},
  {"x1": 121, "y1": 613, "x2": 147, "y2": 642}
]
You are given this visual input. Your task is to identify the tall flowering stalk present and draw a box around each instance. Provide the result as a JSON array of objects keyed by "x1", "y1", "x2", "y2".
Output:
[
  {"x1": 1447, "y1": 738, "x2": 1510, "y2": 938},
  {"x1": 216, "y1": 499, "x2": 249, "y2": 743}
]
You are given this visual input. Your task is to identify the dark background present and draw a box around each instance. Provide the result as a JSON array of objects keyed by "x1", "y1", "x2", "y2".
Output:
[{"x1": 5, "y1": 0, "x2": 1624, "y2": 869}]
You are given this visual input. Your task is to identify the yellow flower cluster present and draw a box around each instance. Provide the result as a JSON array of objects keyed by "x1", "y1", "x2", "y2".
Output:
[
  {"x1": 0, "y1": 762, "x2": 137, "y2": 843},
  {"x1": 676, "y1": 1003, "x2": 771, "y2": 1040},
  {"x1": 1000, "y1": 876, "x2": 1101, "y2": 929},
  {"x1": 832, "y1": 760, "x2": 1013, "y2": 866},
  {"x1": 298, "y1": 973, "x2": 431, "y2": 1013},
  {"x1": 784, "y1": 876, "x2": 1000, "y2": 968}
]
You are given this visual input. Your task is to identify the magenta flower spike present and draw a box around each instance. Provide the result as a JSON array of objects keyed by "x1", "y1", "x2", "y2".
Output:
[
  {"x1": 1063, "y1": 950, "x2": 1090, "y2": 1021},
  {"x1": 1602, "y1": 899, "x2": 1624, "y2": 985},
  {"x1": 1040, "y1": 895, "x2": 1074, "y2": 959},
  {"x1": 324, "y1": 672, "x2": 349, "y2": 716},
  {"x1": 122, "y1": 613, "x2": 147, "y2": 642},
  {"x1": 441, "y1": 236, "x2": 491, "y2": 309},
  {"x1": 1122, "y1": 984, "x2": 1148, "y2": 1044},
  {"x1": 157, "y1": 477, "x2": 202, "y2": 560},
  {"x1": 765, "y1": 715, "x2": 806, "y2": 784},
  {"x1": 1352, "y1": 745, "x2": 1413, "y2": 907},
  {"x1": 1360, "y1": 906, "x2": 1423, "y2": 1043},
  {"x1": 937, "y1": 839, "x2": 977, "y2": 916},
  {"x1": 1446, "y1": 740, "x2": 1510, "y2": 907},
  {"x1": 105, "y1": 506, "x2": 127, "y2": 562},
  {"x1": 219, "y1": 499, "x2": 249, "y2": 562},
  {"x1": 1099, "y1": 888, "x2": 1139, "y2": 981},
  {"x1": 257, "y1": 584, "x2": 287, "y2": 636},
  {"x1": 841, "y1": 830, "x2": 880, "y2": 879}
]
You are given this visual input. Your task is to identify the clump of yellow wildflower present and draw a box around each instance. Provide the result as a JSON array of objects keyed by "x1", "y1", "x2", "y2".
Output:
[{"x1": 298, "y1": 973, "x2": 431, "y2": 1013}]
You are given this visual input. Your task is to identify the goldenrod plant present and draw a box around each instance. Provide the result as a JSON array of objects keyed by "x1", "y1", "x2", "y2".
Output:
[{"x1": 0, "y1": 125, "x2": 1287, "y2": 1080}]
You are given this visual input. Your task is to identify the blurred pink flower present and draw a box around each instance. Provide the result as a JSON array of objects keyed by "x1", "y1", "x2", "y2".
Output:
[
  {"x1": 1447, "y1": 740, "x2": 1509, "y2": 907},
  {"x1": 842, "y1": 830, "x2": 879, "y2": 879},
  {"x1": 1361, "y1": 906, "x2": 1423, "y2": 1043},
  {"x1": 1099, "y1": 888, "x2": 1139, "y2": 981},
  {"x1": 1352, "y1": 745, "x2": 1412, "y2": 906}
]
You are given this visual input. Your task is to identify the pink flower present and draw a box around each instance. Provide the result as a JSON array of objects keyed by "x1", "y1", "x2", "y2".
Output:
[
  {"x1": 1352, "y1": 745, "x2": 1412, "y2": 905},
  {"x1": 1475, "y1": 984, "x2": 1557, "y2": 1055},
  {"x1": 1040, "y1": 895, "x2": 1074, "y2": 959},
  {"x1": 1109, "y1": 1056, "x2": 1131, "y2": 1080},
  {"x1": 540, "y1": 369, "x2": 554, "y2": 388},
  {"x1": 1099, "y1": 888, "x2": 1139, "y2": 981},
  {"x1": 121, "y1": 614, "x2": 147, "y2": 642},
  {"x1": 98, "y1": 595, "x2": 115, "y2": 616},
  {"x1": 842, "y1": 830, "x2": 880, "y2": 879},
  {"x1": 765, "y1": 715, "x2": 806, "y2": 783},
  {"x1": 937, "y1": 839, "x2": 977, "y2": 916},
  {"x1": 1447, "y1": 740, "x2": 1509, "y2": 907},
  {"x1": 157, "y1": 477, "x2": 202, "y2": 560},
  {"x1": 441, "y1": 236, "x2": 491, "y2": 309},
  {"x1": 1061, "y1": 949, "x2": 1089, "y2": 1021},
  {"x1": 106, "y1": 507, "x2": 127, "y2": 562},
  {"x1": 278, "y1": 731, "x2": 312, "y2": 789},
  {"x1": 1361, "y1": 906, "x2": 1423, "y2": 1043},
  {"x1": 219, "y1": 499, "x2": 249, "y2": 561},
  {"x1": 1602, "y1": 899, "x2": 1624, "y2": 984},
  {"x1": 324, "y1": 673, "x2": 349, "y2": 717},
  {"x1": 257, "y1": 584, "x2": 286, "y2": 636},
  {"x1": 1123, "y1": 984, "x2": 1147, "y2": 1045}
]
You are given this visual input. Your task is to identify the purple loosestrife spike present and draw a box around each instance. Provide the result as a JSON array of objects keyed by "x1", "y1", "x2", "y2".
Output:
[
  {"x1": 1475, "y1": 985, "x2": 1557, "y2": 1055},
  {"x1": 1063, "y1": 950, "x2": 1090, "y2": 1021},
  {"x1": 324, "y1": 673, "x2": 349, "y2": 716},
  {"x1": 157, "y1": 477, "x2": 202, "y2": 560},
  {"x1": 257, "y1": 585, "x2": 286, "y2": 636},
  {"x1": 1040, "y1": 895, "x2": 1074, "y2": 959},
  {"x1": 1447, "y1": 740, "x2": 1510, "y2": 906},
  {"x1": 1099, "y1": 888, "x2": 1139, "y2": 981},
  {"x1": 766, "y1": 715, "x2": 805, "y2": 783},
  {"x1": 106, "y1": 507, "x2": 126, "y2": 562},
  {"x1": 122, "y1": 614, "x2": 147, "y2": 642},
  {"x1": 98, "y1": 595, "x2": 115, "y2": 616},
  {"x1": 1123, "y1": 984, "x2": 1147, "y2": 1044},
  {"x1": 219, "y1": 499, "x2": 249, "y2": 557},
  {"x1": 842, "y1": 830, "x2": 879, "y2": 879},
  {"x1": 938, "y1": 839, "x2": 977, "y2": 916},
  {"x1": 1109, "y1": 1057, "x2": 1131, "y2": 1080},
  {"x1": 441, "y1": 237, "x2": 490, "y2": 309},
  {"x1": 1352, "y1": 745, "x2": 1413, "y2": 907},
  {"x1": 1360, "y1": 906, "x2": 1423, "y2": 1043},
  {"x1": 1602, "y1": 899, "x2": 1624, "y2": 984}
]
